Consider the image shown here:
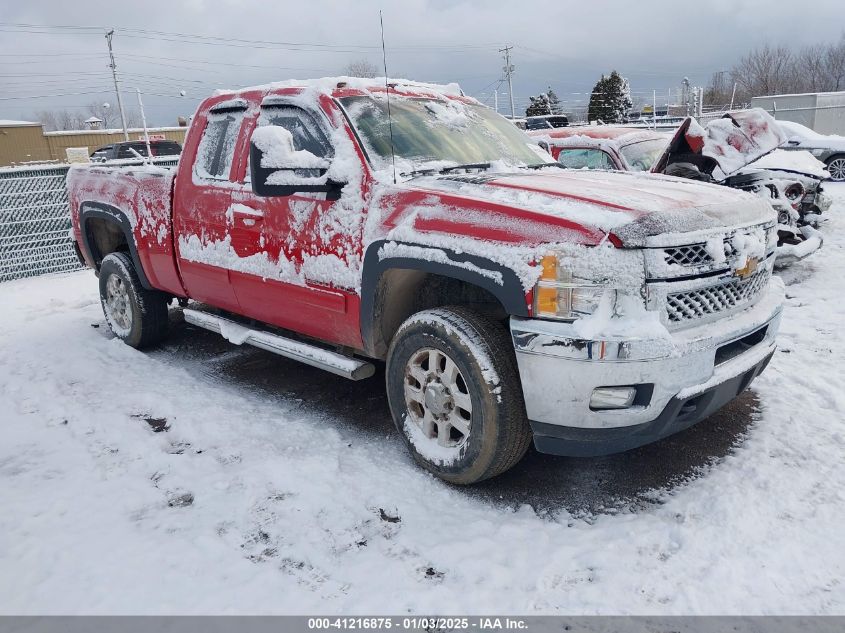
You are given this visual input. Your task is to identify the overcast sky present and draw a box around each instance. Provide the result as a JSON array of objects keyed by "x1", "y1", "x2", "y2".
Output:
[{"x1": 1, "y1": 0, "x2": 843, "y2": 126}]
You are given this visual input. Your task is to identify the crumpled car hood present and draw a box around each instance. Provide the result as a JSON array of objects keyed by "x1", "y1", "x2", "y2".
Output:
[{"x1": 653, "y1": 109, "x2": 787, "y2": 180}]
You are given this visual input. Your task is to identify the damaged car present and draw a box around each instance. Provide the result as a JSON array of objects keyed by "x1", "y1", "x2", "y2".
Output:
[{"x1": 533, "y1": 110, "x2": 825, "y2": 266}]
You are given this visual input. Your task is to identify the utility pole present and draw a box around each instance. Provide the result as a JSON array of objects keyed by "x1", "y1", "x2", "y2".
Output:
[
  {"x1": 499, "y1": 45, "x2": 515, "y2": 119},
  {"x1": 105, "y1": 29, "x2": 129, "y2": 141}
]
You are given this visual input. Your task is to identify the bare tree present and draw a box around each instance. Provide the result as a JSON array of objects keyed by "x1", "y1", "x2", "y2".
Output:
[
  {"x1": 730, "y1": 44, "x2": 796, "y2": 102},
  {"x1": 85, "y1": 101, "x2": 118, "y2": 129},
  {"x1": 825, "y1": 35, "x2": 845, "y2": 91},
  {"x1": 797, "y1": 44, "x2": 827, "y2": 92},
  {"x1": 343, "y1": 59, "x2": 379, "y2": 78},
  {"x1": 704, "y1": 71, "x2": 733, "y2": 107},
  {"x1": 32, "y1": 105, "x2": 145, "y2": 132},
  {"x1": 33, "y1": 109, "x2": 86, "y2": 131},
  {"x1": 707, "y1": 34, "x2": 845, "y2": 108}
]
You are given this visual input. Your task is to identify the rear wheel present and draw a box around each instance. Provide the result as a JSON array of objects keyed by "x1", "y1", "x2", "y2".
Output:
[
  {"x1": 99, "y1": 252, "x2": 169, "y2": 348},
  {"x1": 826, "y1": 155, "x2": 845, "y2": 181},
  {"x1": 385, "y1": 307, "x2": 532, "y2": 484}
]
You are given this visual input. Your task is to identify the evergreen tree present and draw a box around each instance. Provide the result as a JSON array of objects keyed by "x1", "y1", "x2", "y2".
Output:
[
  {"x1": 546, "y1": 87, "x2": 563, "y2": 115},
  {"x1": 525, "y1": 93, "x2": 551, "y2": 117},
  {"x1": 587, "y1": 70, "x2": 632, "y2": 123}
]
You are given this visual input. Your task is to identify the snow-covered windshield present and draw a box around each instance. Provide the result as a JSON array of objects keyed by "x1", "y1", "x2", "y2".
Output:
[
  {"x1": 339, "y1": 95, "x2": 550, "y2": 172},
  {"x1": 619, "y1": 138, "x2": 668, "y2": 172}
]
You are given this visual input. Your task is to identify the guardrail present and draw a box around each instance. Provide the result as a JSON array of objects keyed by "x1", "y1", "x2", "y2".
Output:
[{"x1": 0, "y1": 157, "x2": 178, "y2": 283}]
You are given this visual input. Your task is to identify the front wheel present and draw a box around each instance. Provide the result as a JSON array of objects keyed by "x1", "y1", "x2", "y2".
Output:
[
  {"x1": 386, "y1": 307, "x2": 532, "y2": 484},
  {"x1": 99, "y1": 252, "x2": 169, "y2": 348},
  {"x1": 826, "y1": 155, "x2": 845, "y2": 182}
]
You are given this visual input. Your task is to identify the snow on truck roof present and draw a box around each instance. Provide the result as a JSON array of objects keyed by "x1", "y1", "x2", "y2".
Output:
[{"x1": 213, "y1": 76, "x2": 464, "y2": 100}]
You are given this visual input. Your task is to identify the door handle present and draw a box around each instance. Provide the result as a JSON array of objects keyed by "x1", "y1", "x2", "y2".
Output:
[{"x1": 230, "y1": 205, "x2": 264, "y2": 225}]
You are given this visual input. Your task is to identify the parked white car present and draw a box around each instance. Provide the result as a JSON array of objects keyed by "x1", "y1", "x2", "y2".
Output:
[{"x1": 778, "y1": 120, "x2": 845, "y2": 181}]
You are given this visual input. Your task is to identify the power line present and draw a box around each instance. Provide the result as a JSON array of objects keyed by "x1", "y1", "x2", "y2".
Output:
[
  {"x1": 0, "y1": 22, "x2": 498, "y2": 53},
  {"x1": 0, "y1": 89, "x2": 122, "y2": 101}
]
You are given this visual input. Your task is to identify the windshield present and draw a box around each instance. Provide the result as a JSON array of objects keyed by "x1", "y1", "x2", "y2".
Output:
[
  {"x1": 339, "y1": 95, "x2": 550, "y2": 172},
  {"x1": 619, "y1": 138, "x2": 668, "y2": 171}
]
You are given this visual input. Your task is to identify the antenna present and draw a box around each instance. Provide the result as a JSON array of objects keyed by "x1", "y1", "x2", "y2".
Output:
[
  {"x1": 135, "y1": 88, "x2": 153, "y2": 165},
  {"x1": 379, "y1": 10, "x2": 397, "y2": 184}
]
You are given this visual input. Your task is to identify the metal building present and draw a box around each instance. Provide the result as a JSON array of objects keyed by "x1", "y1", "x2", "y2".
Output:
[{"x1": 750, "y1": 91, "x2": 845, "y2": 135}]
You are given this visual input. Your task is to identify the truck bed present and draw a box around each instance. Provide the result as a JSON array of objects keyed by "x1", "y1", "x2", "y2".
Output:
[{"x1": 68, "y1": 162, "x2": 184, "y2": 296}]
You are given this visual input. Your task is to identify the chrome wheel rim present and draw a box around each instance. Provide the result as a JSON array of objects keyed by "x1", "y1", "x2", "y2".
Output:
[
  {"x1": 828, "y1": 158, "x2": 845, "y2": 181},
  {"x1": 104, "y1": 274, "x2": 132, "y2": 335},
  {"x1": 404, "y1": 347, "x2": 472, "y2": 449}
]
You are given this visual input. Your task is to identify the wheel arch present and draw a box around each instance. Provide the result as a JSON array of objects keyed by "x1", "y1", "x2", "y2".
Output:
[
  {"x1": 360, "y1": 240, "x2": 529, "y2": 359},
  {"x1": 79, "y1": 202, "x2": 153, "y2": 289}
]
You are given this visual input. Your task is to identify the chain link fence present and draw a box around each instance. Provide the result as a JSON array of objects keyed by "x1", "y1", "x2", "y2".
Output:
[{"x1": 0, "y1": 158, "x2": 177, "y2": 284}]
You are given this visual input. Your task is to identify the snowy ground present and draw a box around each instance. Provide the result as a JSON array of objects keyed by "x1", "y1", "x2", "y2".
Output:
[{"x1": 2, "y1": 186, "x2": 845, "y2": 615}]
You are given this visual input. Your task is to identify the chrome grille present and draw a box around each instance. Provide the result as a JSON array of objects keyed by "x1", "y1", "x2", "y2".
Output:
[
  {"x1": 660, "y1": 225, "x2": 774, "y2": 272},
  {"x1": 665, "y1": 266, "x2": 770, "y2": 324},
  {"x1": 663, "y1": 243, "x2": 713, "y2": 267}
]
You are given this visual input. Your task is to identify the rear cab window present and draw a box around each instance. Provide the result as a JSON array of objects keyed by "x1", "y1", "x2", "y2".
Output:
[
  {"x1": 147, "y1": 141, "x2": 182, "y2": 157},
  {"x1": 194, "y1": 99, "x2": 248, "y2": 182},
  {"x1": 117, "y1": 143, "x2": 148, "y2": 159},
  {"x1": 557, "y1": 148, "x2": 616, "y2": 170},
  {"x1": 90, "y1": 146, "x2": 113, "y2": 160}
]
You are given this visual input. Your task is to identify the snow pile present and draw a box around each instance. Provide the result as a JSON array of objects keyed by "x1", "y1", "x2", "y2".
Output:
[
  {"x1": 215, "y1": 76, "x2": 463, "y2": 100},
  {"x1": 743, "y1": 149, "x2": 830, "y2": 179},
  {"x1": 730, "y1": 225, "x2": 767, "y2": 269},
  {"x1": 251, "y1": 125, "x2": 329, "y2": 171},
  {"x1": 778, "y1": 119, "x2": 845, "y2": 143},
  {"x1": 704, "y1": 236, "x2": 727, "y2": 264},
  {"x1": 572, "y1": 291, "x2": 671, "y2": 347},
  {"x1": 178, "y1": 234, "x2": 302, "y2": 284},
  {"x1": 424, "y1": 100, "x2": 471, "y2": 128}
]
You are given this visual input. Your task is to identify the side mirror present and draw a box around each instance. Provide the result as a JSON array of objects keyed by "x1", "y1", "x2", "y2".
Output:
[{"x1": 249, "y1": 126, "x2": 342, "y2": 198}]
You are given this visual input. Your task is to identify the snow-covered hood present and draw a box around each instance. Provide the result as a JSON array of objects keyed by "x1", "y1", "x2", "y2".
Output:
[
  {"x1": 740, "y1": 149, "x2": 830, "y2": 180},
  {"x1": 403, "y1": 168, "x2": 774, "y2": 246}
]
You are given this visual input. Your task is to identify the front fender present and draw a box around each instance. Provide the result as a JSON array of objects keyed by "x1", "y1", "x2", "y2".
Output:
[{"x1": 359, "y1": 240, "x2": 530, "y2": 355}]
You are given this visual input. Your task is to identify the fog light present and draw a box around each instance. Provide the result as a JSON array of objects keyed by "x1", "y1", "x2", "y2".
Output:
[{"x1": 590, "y1": 386, "x2": 637, "y2": 410}]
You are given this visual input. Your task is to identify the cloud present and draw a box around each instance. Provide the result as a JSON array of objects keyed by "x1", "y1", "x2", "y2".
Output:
[{"x1": 1, "y1": 0, "x2": 842, "y2": 123}]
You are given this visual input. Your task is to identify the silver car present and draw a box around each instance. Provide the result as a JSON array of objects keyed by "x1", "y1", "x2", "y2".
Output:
[{"x1": 779, "y1": 120, "x2": 845, "y2": 181}]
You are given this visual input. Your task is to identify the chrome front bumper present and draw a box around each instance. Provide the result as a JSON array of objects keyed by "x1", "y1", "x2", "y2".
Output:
[{"x1": 510, "y1": 278, "x2": 784, "y2": 439}]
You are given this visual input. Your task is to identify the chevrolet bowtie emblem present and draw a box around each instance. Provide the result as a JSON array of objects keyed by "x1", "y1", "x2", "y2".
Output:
[{"x1": 735, "y1": 257, "x2": 759, "y2": 280}]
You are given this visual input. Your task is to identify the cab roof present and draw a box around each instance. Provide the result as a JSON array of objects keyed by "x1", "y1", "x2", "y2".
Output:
[{"x1": 212, "y1": 76, "x2": 464, "y2": 101}]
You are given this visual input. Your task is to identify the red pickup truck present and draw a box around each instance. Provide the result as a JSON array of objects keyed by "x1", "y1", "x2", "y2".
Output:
[{"x1": 68, "y1": 78, "x2": 784, "y2": 484}]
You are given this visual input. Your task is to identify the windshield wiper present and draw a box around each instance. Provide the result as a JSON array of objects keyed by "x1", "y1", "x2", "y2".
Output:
[
  {"x1": 439, "y1": 162, "x2": 492, "y2": 174},
  {"x1": 525, "y1": 162, "x2": 565, "y2": 170},
  {"x1": 401, "y1": 162, "x2": 493, "y2": 179}
]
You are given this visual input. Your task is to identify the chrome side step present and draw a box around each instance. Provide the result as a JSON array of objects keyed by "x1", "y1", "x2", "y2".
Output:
[{"x1": 183, "y1": 308, "x2": 375, "y2": 381}]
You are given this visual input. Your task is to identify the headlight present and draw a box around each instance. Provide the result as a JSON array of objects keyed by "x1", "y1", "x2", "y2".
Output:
[{"x1": 534, "y1": 253, "x2": 618, "y2": 320}]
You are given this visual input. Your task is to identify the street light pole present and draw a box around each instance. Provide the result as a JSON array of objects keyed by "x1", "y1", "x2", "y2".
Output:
[{"x1": 105, "y1": 29, "x2": 129, "y2": 141}]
